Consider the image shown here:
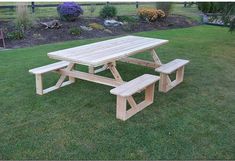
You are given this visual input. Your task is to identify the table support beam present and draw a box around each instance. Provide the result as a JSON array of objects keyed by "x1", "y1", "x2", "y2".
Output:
[{"x1": 59, "y1": 69, "x2": 124, "y2": 87}]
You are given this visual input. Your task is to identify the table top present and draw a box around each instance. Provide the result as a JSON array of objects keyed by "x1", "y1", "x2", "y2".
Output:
[{"x1": 48, "y1": 35, "x2": 168, "y2": 66}]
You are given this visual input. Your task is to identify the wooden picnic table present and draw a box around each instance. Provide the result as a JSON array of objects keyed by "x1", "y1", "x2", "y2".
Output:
[
  {"x1": 47, "y1": 35, "x2": 168, "y2": 90},
  {"x1": 30, "y1": 35, "x2": 191, "y2": 120}
]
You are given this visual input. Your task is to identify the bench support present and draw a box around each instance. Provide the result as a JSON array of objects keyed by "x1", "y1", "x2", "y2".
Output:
[
  {"x1": 116, "y1": 83, "x2": 155, "y2": 121},
  {"x1": 34, "y1": 63, "x2": 75, "y2": 95},
  {"x1": 159, "y1": 66, "x2": 185, "y2": 93}
]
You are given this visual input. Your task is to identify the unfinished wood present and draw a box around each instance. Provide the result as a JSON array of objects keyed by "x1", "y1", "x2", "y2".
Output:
[
  {"x1": 125, "y1": 100, "x2": 152, "y2": 120},
  {"x1": 110, "y1": 74, "x2": 160, "y2": 97},
  {"x1": 35, "y1": 74, "x2": 43, "y2": 95},
  {"x1": 55, "y1": 63, "x2": 75, "y2": 88},
  {"x1": 111, "y1": 74, "x2": 159, "y2": 121},
  {"x1": 150, "y1": 49, "x2": 162, "y2": 66},
  {"x1": 59, "y1": 69, "x2": 124, "y2": 87},
  {"x1": 119, "y1": 57, "x2": 159, "y2": 68},
  {"x1": 29, "y1": 61, "x2": 70, "y2": 74},
  {"x1": 48, "y1": 36, "x2": 168, "y2": 66},
  {"x1": 116, "y1": 96, "x2": 127, "y2": 120},
  {"x1": 108, "y1": 62, "x2": 123, "y2": 82},
  {"x1": 156, "y1": 59, "x2": 189, "y2": 74},
  {"x1": 157, "y1": 59, "x2": 189, "y2": 93},
  {"x1": 145, "y1": 84, "x2": 155, "y2": 103},
  {"x1": 43, "y1": 80, "x2": 74, "y2": 94}
]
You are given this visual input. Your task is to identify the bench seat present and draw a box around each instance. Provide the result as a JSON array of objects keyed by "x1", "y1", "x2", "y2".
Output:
[
  {"x1": 110, "y1": 74, "x2": 160, "y2": 121},
  {"x1": 155, "y1": 59, "x2": 189, "y2": 93},
  {"x1": 110, "y1": 74, "x2": 160, "y2": 97},
  {"x1": 155, "y1": 59, "x2": 189, "y2": 74},
  {"x1": 29, "y1": 61, "x2": 70, "y2": 74}
]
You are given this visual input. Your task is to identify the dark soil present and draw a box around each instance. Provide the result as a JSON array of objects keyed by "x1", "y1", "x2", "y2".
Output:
[{"x1": 1, "y1": 15, "x2": 199, "y2": 49}]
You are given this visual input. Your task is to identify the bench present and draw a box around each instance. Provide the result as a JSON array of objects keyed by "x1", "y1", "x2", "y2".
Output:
[
  {"x1": 29, "y1": 61, "x2": 75, "y2": 95},
  {"x1": 155, "y1": 59, "x2": 189, "y2": 93},
  {"x1": 110, "y1": 74, "x2": 160, "y2": 121}
]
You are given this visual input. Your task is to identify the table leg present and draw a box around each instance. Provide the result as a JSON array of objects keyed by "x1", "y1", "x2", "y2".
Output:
[
  {"x1": 55, "y1": 63, "x2": 75, "y2": 88},
  {"x1": 150, "y1": 49, "x2": 162, "y2": 66}
]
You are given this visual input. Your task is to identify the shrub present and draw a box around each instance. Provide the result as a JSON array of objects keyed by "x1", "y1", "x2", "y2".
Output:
[
  {"x1": 156, "y1": 2, "x2": 172, "y2": 17},
  {"x1": 137, "y1": 8, "x2": 165, "y2": 22},
  {"x1": 57, "y1": 2, "x2": 83, "y2": 21},
  {"x1": 122, "y1": 22, "x2": 138, "y2": 32},
  {"x1": 99, "y1": 5, "x2": 117, "y2": 19},
  {"x1": 117, "y1": 15, "x2": 137, "y2": 23},
  {"x1": 6, "y1": 29, "x2": 24, "y2": 40},
  {"x1": 89, "y1": 23, "x2": 105, "y2": 30},
  {"x1": 15, "y1": 2, "x2": 32, "y2": 29},
  {"x1": 69, "y1": 27, "x2": 81, "y2": 35}
]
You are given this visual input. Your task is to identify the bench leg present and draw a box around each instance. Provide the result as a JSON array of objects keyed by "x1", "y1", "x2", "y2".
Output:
[
  {"x1": 34, "y1": 64, "x2": 76, "y2": 95},
  {"x1": 159, "y1": 66, "x2": 185, "y2": 93},
  {"x1": 176, "y1": 66, "x2": 184, "y2": 83},
  {"x1": 35, "y1": 74, "x2": 43, "y2": 95},
  {"x1": 116, "y1": 96, "x2": 127, "y2": 121},
  {"x1": 116, "y1": 83, "x2": 156, "y2": 121}
]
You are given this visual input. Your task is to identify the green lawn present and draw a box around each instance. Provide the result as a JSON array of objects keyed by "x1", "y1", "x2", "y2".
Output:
[
  {"x1": 0, "y1": 25, "x2": 234, "y2": 159},
  {"x1": 0, "y1": 3, "x2": 201, "y2": 22}
]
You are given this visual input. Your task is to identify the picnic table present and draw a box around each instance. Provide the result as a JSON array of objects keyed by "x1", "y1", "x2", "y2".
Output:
[{"x1": 29, "y1": 35, "x2": 189, "y2": 120}]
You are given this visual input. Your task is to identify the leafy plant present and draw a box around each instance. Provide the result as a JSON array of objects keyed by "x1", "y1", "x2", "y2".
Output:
[
  {"x1": 138, "y1": 8, "x2": 165, "y2": 22},
  {"x1": 122, "y1": 22, "x2": 138, "y2": 32},
  {"x1": 156, "y1": 2, "x2": 172, "y2": 17},
  {"x1": 99, "y1": 5, "x2": 117, "y2": 19},
  {"x1": 117, "y1": 15, "x2": 137, "y2": 23},
  {"x1": 89, "y1": 23, "x2": 105, "y2": 30},
  {"x1": 69, "y1": 27, "x2": 81, "y2": 35},
  {"x1": 57, "y1": 2, "x2": 83, "y2": 21},
  {"x1": 6, "y1": 29, "x2": 24, "y2": 40}
]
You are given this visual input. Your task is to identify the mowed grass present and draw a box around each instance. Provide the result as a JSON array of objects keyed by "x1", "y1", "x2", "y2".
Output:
[{"x1": 0, "y1": 25, "x2": 234, "y2": 159}]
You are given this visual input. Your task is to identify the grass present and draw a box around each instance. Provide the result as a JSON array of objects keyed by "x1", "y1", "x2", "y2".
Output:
[
  {"x1": 0, "y1": 3, "x2": 201, "y2": 22},
  {"x1": 0, "y1": 25, "x2": 235, "y2": 159}
]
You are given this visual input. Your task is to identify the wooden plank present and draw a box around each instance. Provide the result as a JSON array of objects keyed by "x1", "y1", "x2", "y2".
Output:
[
  {"x1": 125, "y1": 101, "x2": 152, "y2": 120},
  {"x1": 116, "y1": 96, "x2": 127, "y2": 121},
  {"x1": 29, "y1": 61, "x2": 69, "y2": 74},
  {"x1": 119, "y1": 57, "x2": 159, "y2": 68},
  {"x1": 59, "y1": 69, "x2": 124, "y2": 87},
  {"x1": 35, "y1": 74, "x2": 43, "y2": 95},
  {"x1": 43, "y1": 80, "x2": 74, "y2": 94},
  {"x1": 110, "y1": 74, "x2": 160, "y2": 97},
  {"x1": 156, "y1": 59, "x2": 189, "y2": 74},
  {"x1": 55, "y1": 63, "x2": 74, "y2": 88},
  {"x1": 83, "y1": 41, "x2": 168, "y2": 66},
  {"x1": 150, "y1": 49, "x2": 162, "y2": 65}
]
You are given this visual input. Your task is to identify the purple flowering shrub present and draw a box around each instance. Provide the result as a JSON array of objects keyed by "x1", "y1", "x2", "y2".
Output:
[{"x1": 57, "y1": 2, "x2": 83, "y2": 21}]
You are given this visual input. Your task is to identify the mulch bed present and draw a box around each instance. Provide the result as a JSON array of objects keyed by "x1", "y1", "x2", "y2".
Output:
[{"x1": 0, "y1": 15, "x2": 199, "y2": 49}]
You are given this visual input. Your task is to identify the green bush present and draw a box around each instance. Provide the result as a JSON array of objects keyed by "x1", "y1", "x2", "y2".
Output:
[
  {"x1": 99, "y1": 5, "x2": 117, "y2": 19},
  {"x1": 117, "y1": 15, "x2": 137, "y2": 23},
  {"x1": 6, "y1": 30, "x2": 24, "y2": 40},
  {"x1": 69, "y1": 27, "x2": 81, "y2": 35}
]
